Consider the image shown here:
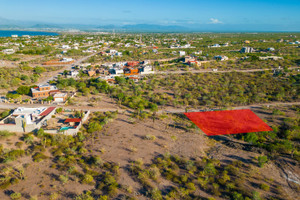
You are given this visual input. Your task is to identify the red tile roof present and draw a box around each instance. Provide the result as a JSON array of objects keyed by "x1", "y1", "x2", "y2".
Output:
[
  {"x1": 64, "y1": 118, "x2": 81, "y2": 123},
  {"x1": 39, "y1": 107, "x2": 56, "y2": 116}
]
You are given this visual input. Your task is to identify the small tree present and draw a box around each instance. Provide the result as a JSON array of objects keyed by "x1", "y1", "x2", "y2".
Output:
[{"x1": 258, "y1": 155, "x2": 268, "y2": 167}]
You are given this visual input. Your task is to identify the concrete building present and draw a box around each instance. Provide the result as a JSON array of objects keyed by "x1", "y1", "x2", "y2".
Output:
[
  {"x1": 241, "y1": 47, "x2": 254, "y2": 53},
  {"x1": 0, "y1": 107, "x2": 56, "y2": 133},
  {"x1": 210, "y1": 44, "x2": 221, "y2": 48},
  {"x1": 184, "y1": 56, "x2": 195, "y2": 63},
  {"x1": 31, "y1": 84, "x2": 59, "y2": 98},
  {"x1": 61, "y1": 58, "x2": 73, "y2": 62},
  {"x1": 259, "y1": 56, "x2": 283, "y2": 61},
  {"x1": 109, "y1": 68, "x2": 124, "y2": 75},
  {"x1": 179, "y1": 51, "x2": 186, "y2": 56},
  {"x1": 214, "y1": 55, "x2": 229, "y2": 61},
  {"x1": 53, "y1": 93, "x2": 68, "y2": 103},
  {"x1": 61, "y1": 45, "x2": 71, "y2": 49},
  {"x1": 267, "y1": 47, "x2": 275, "y2": 51},
  {"x1": 2, "y1": 49, "x2": 15, "y2": 54},
  {"x1": 140, "y1": 65, "x2": 154, "y2": 75},
  {"x1": 69, "y1": 70, "x2": 79, "y2": 78}
]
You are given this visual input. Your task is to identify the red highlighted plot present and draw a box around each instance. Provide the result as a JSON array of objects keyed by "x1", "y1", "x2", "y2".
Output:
[{"x1": 184, "y1": 109, "x2": 273, "y2": 136}]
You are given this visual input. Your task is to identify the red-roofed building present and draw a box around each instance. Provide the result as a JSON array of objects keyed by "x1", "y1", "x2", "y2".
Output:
[
  {"x1": 39, "y1": 107, "x2": 56, "y2": 116},
  {"x1": 64, "y1": 118, "x2": 81, "y2": 123},
  {"x1": 64, "y1": 118, "x2": 81, "y2": 127},
  {"x1": 127, "y1": 61, "x2": 140, "y2": 67}
]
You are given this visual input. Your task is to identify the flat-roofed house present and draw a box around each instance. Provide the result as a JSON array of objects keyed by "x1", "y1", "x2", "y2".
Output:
[
  {"x1": 53, "y1": 93, "x2": 68, "y2": 103},
  {"x1": 0, "y1": 107, "x2": 56, "y2": 132},
  {"x1": 31, "y1": 84, "x2": 59, "y2": 98}
]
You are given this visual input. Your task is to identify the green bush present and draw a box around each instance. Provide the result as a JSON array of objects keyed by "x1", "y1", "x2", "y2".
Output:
[
  {"x1": 10, "y1": 192, "x2": 22, "y2": 200},
  {"x1": 0, "y1": 130, "x2": 15, "y2": 139},
  {"x1": 32, "y1": 152, "x2": 48, "y2": 162},
  {"x1": 3, "y1": 149, "x2": 25, "y2": 162},
  {"x1": 59, "y1": 175, "x2": 69, "y2": 184},
  {"x1": 81, "y1": 174, "x2": 94, "y2": 184},
  {"x1": 260, "y1": 183, "x2": 270, "y2": 191},
  {"x1": 258, "y1": 155, "x2": 268, "y2": 168}
]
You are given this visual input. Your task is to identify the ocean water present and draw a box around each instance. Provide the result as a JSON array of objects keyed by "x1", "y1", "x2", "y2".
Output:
[{"x1": 0, "y1": 30, "x2": 59, "y2": 37}]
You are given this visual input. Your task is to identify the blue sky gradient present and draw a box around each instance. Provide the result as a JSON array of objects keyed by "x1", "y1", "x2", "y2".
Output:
[{"x1": 0, "y1": 0, "x2": 299, "y2": 30}]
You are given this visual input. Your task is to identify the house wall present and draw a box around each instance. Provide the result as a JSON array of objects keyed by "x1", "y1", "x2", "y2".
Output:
[
  {"x1": 0, "y1": 108, "x2": 56, "y2": 133},
  {"x1": 32, "y1": 91, "x2": 50, "y2": 98},
  {"x1": 44, "y1": 110, "x2": 90, "y2": 136}
]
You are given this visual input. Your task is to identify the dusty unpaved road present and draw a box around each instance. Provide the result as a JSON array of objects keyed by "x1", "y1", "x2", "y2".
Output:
[
  {"x1": 0, "y1": 101, "x2": 299, "y2": 113},
  {"x1": 159, "y1": 101, "x2": 300, "y2": 114},
  {"x1": 157, "y1": 66, "x2": 300, "y2": 75},
  {"x1": 38, "y1": 52, "x2": 99, "y2": 85}
]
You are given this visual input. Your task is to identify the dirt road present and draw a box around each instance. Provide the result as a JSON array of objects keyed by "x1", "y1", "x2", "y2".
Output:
[
  {"x1": 38, "y1": 52, "x2": 99, "y2": 85},
  {"x1": 0, "y1": 101, "x2": 299, "y2": 113},
  {"x1": 157, "y1": 67, "x2": 300, "y2": 75}
]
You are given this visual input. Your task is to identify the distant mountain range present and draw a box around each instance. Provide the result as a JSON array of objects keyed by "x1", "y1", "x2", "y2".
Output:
[{"x1": 0, "y1": 16, "x2": 299, "y2": 32}]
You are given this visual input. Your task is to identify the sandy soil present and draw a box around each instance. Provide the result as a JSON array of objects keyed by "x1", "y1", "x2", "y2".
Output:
[{"x1": 0, "y1": 105, "x2": 299, "y2": 199}]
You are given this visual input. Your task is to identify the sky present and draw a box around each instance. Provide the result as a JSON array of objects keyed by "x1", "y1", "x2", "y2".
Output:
[{"x1": 0, "y1": 0, "x2": 300, "y2": 31}]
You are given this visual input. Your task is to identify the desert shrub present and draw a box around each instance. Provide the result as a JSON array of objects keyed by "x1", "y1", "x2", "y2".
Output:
[
  {"x1": 88, "y1": 122, "x2": 102, "y2": 133},
  {"x1": 81, "y1": 174, "x2": 94, "y2": 184},
  {"x1": 49, "y1": 192, "x2": 59, "y2": 200},
  {"x1": 252, "y1": 191, "x2": 261, "y2": 200},
  {"x1": 15, "y1": 142, "x2": 23, "y2": 148},
  {"x1": 225, "y1": 164, "x2": 239, "y2": 175},
  {"x1": 272, "y1": 109, "x2": 285, "y2": 115},
  {"x1": 0, "y1": 130, "x2": 15, "y2": 139},
  {"x1": 10, "y1": 192, "x2": 22, "y2": 200},
  {"x1": 33, "y1": 145, "x2": 46, "y2": 152},
  {"x1": 148, "y1": 187, "x2": 163, "y2": 200},
  {"x1": 1, "y1": 110, "x2": 11, "y2": 118},
  {"x1": 23, "y1": 133, "x2": 34, "y2": 144},
  {"x1": 144, "y1": 134, "x2": 156, "y2": 140},
  {"x1": 32, "y1": 152, "x2": 48, "y2": 162},
  {"x1": 149, "y1": 167, "x2": 160, "y2": 180},
  {"x1": 87, "y1": 155, "x2": 103, "y2": 167},
  {"x1": 3, "y1": 149, "x2": 25, "y2": 162},
  {"x1": 204, "y1": 162, "x2": 217, "y2": 175},
  {"x1": 232, "y1": 191, "x2": 244, "y2": 200},
  {"x1": 56, "y1": 107, "x2": 63, "y2": 113},
  {"x1": 244, "y1": 132, "x2": 258, "y2": 144},
  {"x1": 59, "y1": 175, "x2": 69, "y2": 184},
  {"x1": 260, "y1": 183, "x2": 270, "y2": 191},
  {"x1": 186, "y1": 182, "x2": 196, "y2": 192},
  {"x1": 36, "y1": 128, "x2": 45, "y2": 138},
  {"x1": 257, "y1": 155, "x2": 268, "y2": 167},
  {"x1": 75, "y1": 192, "x2": 95, "y2": 200}
]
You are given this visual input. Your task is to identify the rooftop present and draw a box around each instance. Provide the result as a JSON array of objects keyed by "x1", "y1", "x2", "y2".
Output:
[{"x1": 12, "y1": 107, "x2": 48, "y2": 116}]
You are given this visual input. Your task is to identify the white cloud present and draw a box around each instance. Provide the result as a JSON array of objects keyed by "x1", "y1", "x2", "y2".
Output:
[{"x1": 209, "y1": 18, "x2": 223, "y2": 24}]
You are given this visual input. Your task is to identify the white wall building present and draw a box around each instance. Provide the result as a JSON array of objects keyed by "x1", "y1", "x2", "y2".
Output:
[{"x1": 179, "y1": 51, "x2": 186, "y2": 56}]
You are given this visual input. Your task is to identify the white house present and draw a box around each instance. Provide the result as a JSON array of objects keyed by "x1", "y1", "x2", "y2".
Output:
[
  {"x1": 53, "y1": 93, "x2": 68, "y2": 103},
  {"x1": 116, "y1": 52, "x2": 123, "y2": 56},
  {"x1": 214, "y1": 55, "x2": 228, "y2": 61},
  {"x1": 109, "y1": 49, "x2": 117, "y2": 54},
  {"x1": 69, "y1": 70, "x2": 79, "y2": 78},
  {"x1": 179, "y1": 51, "x2": 186, "y2": 56},
  {"x1": 140, "y1": 65, "x2": 154, "y2": 75},
  {"x1": 0, "y1": 107, "x2": 56, "y2": 133},
  {"x1": 210, "y1": 44, "x2": 221, "y2": 48},
  {"x1": 61, "y1": 58, "x2": 73, "y2": 62},
  {"x1": 62, "y1": 45, "x2": 71, "y2": 49},
  {"x1": 267, "y1": 47, "x2": 275, "y2": 51},
  {"x1": 2, "y1": 49, "x2": 15, "y2": 54}
]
